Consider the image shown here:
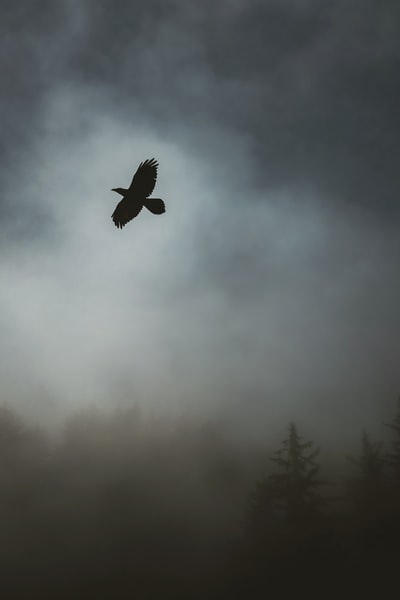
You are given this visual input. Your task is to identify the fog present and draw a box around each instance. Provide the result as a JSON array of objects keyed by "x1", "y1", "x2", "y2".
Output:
[
  {"x1": 1, "y1": 1, "x2": 400, "y2": 596},
  {"x1": 2, "y1": 86, "x2": 398, "y2": 441}
]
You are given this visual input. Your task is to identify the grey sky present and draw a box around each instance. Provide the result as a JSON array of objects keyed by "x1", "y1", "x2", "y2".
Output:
[{"x1": 1, "y1": 0, "x2": 399, "y2": 444}]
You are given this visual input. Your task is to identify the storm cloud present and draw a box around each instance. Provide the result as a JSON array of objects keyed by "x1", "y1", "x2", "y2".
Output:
[{"x1": 1, "y1": 0, "x2": 400, "y2": 443}]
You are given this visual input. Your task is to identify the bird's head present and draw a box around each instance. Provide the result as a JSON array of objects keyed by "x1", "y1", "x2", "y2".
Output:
[{"x1": 111, "y1": 187, "x2": 126, "y2": 196}]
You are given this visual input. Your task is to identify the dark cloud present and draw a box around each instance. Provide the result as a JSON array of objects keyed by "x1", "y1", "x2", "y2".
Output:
[
  {"x1": 0, "y1": 0, "x2": 399, "y2": 442},
  {"x1": 2, "y1": 7, "x2": 400, "y2": 595},
  {"x1": 64, "y1": 0, "x2": 400, "y2": 209},
  {"x1": 2, "y1": 0, "x2": 400, "y2": 209}
]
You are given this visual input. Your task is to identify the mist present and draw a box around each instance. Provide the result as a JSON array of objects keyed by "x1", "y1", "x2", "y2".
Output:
[{"x1": 1, "y1": 0, "x2": 400, "y2": 596}]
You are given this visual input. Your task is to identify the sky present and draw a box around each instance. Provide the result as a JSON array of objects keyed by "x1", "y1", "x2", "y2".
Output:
[{"x1": 1, "y1": 0, "x2": 399, "y2": 445}]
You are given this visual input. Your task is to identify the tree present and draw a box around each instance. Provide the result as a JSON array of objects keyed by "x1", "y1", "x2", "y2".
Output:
[
  {"x1": 384, "y1": 395, "x2": 400, "y2": 484},
  {"x1": 251, "y1": 422, "x2": 324, "y2": 533},
  {"x1": 346, "y1": 430, "x2": 385, "y2": 515}
]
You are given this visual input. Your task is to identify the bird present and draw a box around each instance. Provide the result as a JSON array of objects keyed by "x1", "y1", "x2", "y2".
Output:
[{"x1": 111, "y1": 158, "x2": 165, "y2": 229}]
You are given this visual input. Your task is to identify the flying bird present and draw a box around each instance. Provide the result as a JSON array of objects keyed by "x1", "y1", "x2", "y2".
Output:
[{"x1": 111, "y1": 158, "x2": 165, "y2": 229}]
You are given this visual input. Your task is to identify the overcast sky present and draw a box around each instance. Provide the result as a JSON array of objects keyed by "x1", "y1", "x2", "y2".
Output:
[{"x1": 1, "y1": 0, "x2": 399, "y2": 444}]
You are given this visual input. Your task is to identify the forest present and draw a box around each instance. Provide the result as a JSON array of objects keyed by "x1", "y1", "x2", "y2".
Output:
[{"x1": 1, "y1": 399, "x2": 400, "y2": 599}]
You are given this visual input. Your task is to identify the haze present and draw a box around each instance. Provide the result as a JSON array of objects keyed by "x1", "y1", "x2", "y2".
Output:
[
  {"x1": 2, "y1": 2, "x2": 400, "y2": 597},
  {"x1": 1, "y1": 0, "x2": 399, "y2": 443}
]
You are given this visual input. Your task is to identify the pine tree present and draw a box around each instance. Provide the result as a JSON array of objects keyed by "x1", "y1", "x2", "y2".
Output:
[
  {"x1": 270, "y1": 422, "x2": 323, "y2": 521},
  {"x1": 251, "y1": 422, "x2": 324, "y2": 533},
  {"x1": 348, "y1": 430, "x2": 384, "y2": 481},
  {"x1": 347, "y1": 430, "x2": 385, "y2": 515},
  {"x1": 384, "y1": 395, "x2": 400, "y2": 483}
]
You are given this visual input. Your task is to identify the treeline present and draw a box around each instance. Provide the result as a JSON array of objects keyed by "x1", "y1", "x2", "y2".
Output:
[
  {"x1": 1, "y1": 401, "x2": 400, "y2": 598},
  {"x1": 240, "y1": 411, "x2": 400, "y2": 597}
]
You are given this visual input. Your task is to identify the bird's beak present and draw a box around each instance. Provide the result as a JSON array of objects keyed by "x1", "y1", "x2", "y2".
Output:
[{"x1": 111, "y1": 188, "x2": 117, "y2": 192}]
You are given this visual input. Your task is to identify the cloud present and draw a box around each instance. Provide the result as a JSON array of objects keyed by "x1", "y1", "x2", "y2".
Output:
[{"x1": 0, "y1": 1, "x2": 399, "y2": 443}]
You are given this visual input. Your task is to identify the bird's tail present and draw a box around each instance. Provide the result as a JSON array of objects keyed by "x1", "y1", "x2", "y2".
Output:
[{"x1": 143, "y1": 198, "x2": 165, "y2": 215}]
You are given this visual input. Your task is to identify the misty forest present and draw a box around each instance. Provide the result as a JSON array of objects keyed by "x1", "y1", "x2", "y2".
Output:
[
  {"x1": 1, "y1": 399, "x2": 400, "y2": 598},
  {"x1": 2, "y1": 0, "x2": 400, "y2": 598}
]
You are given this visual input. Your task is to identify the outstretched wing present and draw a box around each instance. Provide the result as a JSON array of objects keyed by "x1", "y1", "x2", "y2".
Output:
[
  {"x1": 128, "y1": 158, "x2": 158, "y2": 198},
  {"x1": 112, "y1": 199, "x2": 143, "y2": 229}
]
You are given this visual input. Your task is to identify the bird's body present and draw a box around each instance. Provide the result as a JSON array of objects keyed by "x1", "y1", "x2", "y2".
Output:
[{"x1": 111, "y1": 158, "x2": 165, "y2": 229}]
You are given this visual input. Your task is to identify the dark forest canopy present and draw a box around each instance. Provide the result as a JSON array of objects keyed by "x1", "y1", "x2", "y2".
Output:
[{"x1": 1, "y1": 399, "x2": 400, "y2": 598}]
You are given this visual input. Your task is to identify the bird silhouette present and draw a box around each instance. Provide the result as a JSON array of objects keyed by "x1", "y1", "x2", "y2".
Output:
[{"x1": 111, "y1": 158, "x2": 165, "y2": 228}]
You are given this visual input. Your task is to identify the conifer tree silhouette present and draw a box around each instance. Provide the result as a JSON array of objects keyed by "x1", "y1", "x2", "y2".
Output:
[
  {"x1": 251, "y1": 422, "x2": 324, "y2": 532},
  {"x1": 347, "y1": 430, "x2": 385, "y2": 516},
  {"x1": 384, "y1": 395, "x2": 400, "y2": 484}
]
